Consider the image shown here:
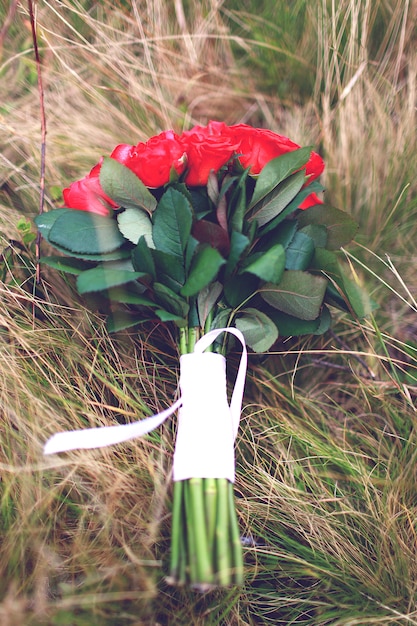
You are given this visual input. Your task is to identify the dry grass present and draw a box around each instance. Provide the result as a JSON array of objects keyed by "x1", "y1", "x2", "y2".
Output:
[
  {"x1": 317, "y1": 0, "x2": 417, "y2": 249},
  {"x1": 0, "y1": 277, "x2": 177, "y2": 623},
  {"x1": 1, "y1": 0, "x2": 417, "y2": 623}
]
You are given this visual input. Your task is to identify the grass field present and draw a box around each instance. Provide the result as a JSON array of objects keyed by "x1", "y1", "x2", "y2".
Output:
[{"x1": 1, "y1": 0, "x2": 417, "y2": 624}]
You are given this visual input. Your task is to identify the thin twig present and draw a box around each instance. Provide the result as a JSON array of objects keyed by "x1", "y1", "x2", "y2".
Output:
[{"x1": 28, "y1": 0, "x2": 47, "y2": 285}]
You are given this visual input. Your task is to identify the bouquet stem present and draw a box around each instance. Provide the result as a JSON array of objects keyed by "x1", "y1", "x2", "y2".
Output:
[
  {"x1": 167, "y1": 326, "x2": 244, "y2": 590},
  {"x1": 169, "y1": 477, "x2": 243, "y2": 589}
]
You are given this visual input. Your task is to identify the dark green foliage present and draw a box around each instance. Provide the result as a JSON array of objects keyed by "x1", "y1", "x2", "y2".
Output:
[{"x1": 36, "y1": 149, "x2": 366, "y2": 351}]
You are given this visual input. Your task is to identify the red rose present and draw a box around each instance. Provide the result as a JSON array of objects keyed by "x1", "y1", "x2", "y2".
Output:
[
  {"x1": 62, "y1": 161, "x2": 118, "y2": 217},
  {"x1": 228, "y1": 124, "x2": 324, "y2": 209},
  {"x1": 179, "y1": 121, "x2": 240, "y2": 186},
  {"x1": 110, "y1": 130, "x2": 186, "y2": 188},
  {"x1": 298, "y1": 191, "x2": 323, "y2": 209}
]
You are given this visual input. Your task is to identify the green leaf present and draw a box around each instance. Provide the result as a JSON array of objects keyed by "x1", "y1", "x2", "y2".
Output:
[
  {"x1": 229, "y1": 168, "x2": 250, "y2": 233},
  {"x1": 299, "y1": 223, "x2": 327, "y2": 248},
  {"x1": 180, "y1": 245, "x2": 226, "y2": 297},
  {"x1": 312, "y1": 246, "x2": 339, "y2": 274},
  {"x1": 39, "y1": 256, "x2": 91, "y2": 275},
  {"x1": 76, "y1": 266, "x2": 144, "y2": 294},
  {"x1": 168, "y1": 181, "x2": 193, "y2": 205},
  {"x1": 285, "y1": 231, "x2": 315, "y2": 270},
  {"x1": 249, "y1": 147, "x2": 311, "y2": 208},
  {"x1": 244, "y1": 218, "x2": 258, "y2": 246},
  {"x1": 34, "y1": 209, "x2": 71, "y2": 237},
  {"x1": 298, "y1": 205, "x2": 358, "y2": 250},
  {"x1": 224, "y1": 273, "x2": 259, "y2": 308},
  {"x1": 100, "y1": 258, "x2": 136, "y2": 272},
  {"x1": 188, "y1": 187, "x2": 211, "y2": 218},
  {"x1": 51, "y1": 247, "x2": 131, "y2": 262},
  {"x1": 225, "y1": 231, "x2": 250, "y2": 277},
  {"x1": 152, "y1": 187, "x2": 193, "y2": 259},
  {"x1": 152, "y1": 249, "x2": 185, "y2": 292},
  {"x1": 185, "y1": 236, "x2": 199, "y2": 273},
  {"x1": 132, "y1": 236, "x2": 156, "y2": 280},
  {"x1": 188, "y1": 299, "x2": 200, "y2": 328},
  {"x1": 260, "y1": 270, "x2": 327, "y2": 320},
  {"x1": 212, "y1": 307, "x2": 233, "y2": 331},
  {"x1": 259, "y1": 180, "x2": 324, "y2": 235},
  {"x1": 107, "y1": 287, "x2": 156, "y2": 307},
  {"x1": 337, "y1": 272, "x2": 374, "y2": 318},
  {"x1": 314, "y1": 248, "x2": 373, "y2": 318},
  {"x1": 38, "y1": 215, "x2": 131, "y2": 260},
  {"x1": 49, "y1": 211, "x2": 126, "y2": 254},
  {"x1": 107, "y1": 311, "x2": 149, "y2": 332},
  {"x1": 248, "y1": 170, "x2": 305, "y2": 226},
  {"x1": 34, "y1": 209, "x2": 130, "y2": 263},
  {"x1": 154, "y1": 310, "x2": 187, "y2": 325},
  {"x1": 197, "y1": 281, "x2": 222, "y2": 329},
  {"x1": 99, "y1": 157, "x2": 157, "y2": 213},
  {"x1": 219, "y1": 174, "x2": 239, "y2": 205},
  {"x1": 240, "y1": 243, "x2": 285, "y2": 283},
  {"x1": 153, "y1": 282, "x2": 189, "y2": 318},
  {"x1": 235, "y1": 308, "x2": 279, "y2": 352},
  {"x1": 267, "y1": 305, "x2": 331, "y2": 337},
  {"x1": 256, "y1": 219, "x2": 297, "y2": 253},
  {"x1": 117, "y1": 208, "x2": 154, "y2": 247},
  {"x1": 17, "y1": 217, "x2": 36, "y2": 246}
]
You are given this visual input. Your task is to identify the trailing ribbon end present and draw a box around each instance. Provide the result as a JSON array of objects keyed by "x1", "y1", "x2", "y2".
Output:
[
  {"x1": 44, "y1": 432, "x2": 71, "y2": 455},
  {"x1": 43, "y1": 398, "x2": 183, "y2": 455},
  {"x1": 42, "y1": 424, "x2": 142, "y2": 455},
  {"x1": 44, "y1": 429, "x2": 103, "y2": 455}
]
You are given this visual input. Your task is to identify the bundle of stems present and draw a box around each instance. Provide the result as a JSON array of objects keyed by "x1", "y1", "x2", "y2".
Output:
[{"x1": 167, "y1": 326, "x2": 244, "y2": 590}]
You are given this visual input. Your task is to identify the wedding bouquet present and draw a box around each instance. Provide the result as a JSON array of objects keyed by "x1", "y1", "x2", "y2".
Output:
[{"x1": 36, "y1": 121, "x2": 367, "y2": 590}]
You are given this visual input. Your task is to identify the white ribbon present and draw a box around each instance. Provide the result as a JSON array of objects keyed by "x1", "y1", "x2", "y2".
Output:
[{"x1": 43, "y1": 328, "x2": 247, "y2": 482}]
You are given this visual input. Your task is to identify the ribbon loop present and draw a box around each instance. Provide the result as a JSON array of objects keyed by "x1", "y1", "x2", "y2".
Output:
[{"x1": 193, "y1": 327, "x2": 247, "y2": 440}]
